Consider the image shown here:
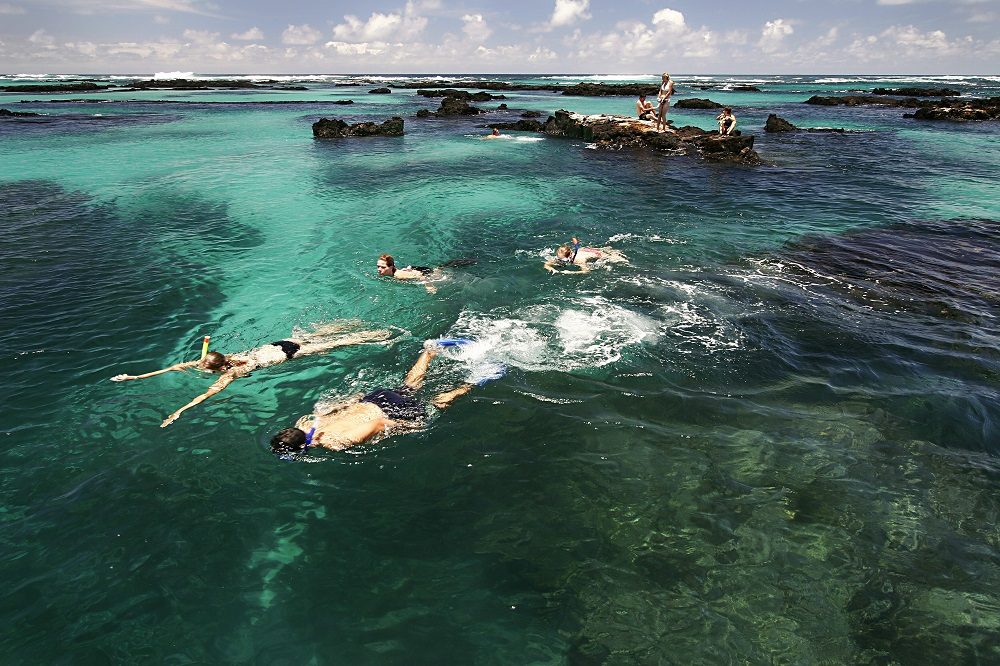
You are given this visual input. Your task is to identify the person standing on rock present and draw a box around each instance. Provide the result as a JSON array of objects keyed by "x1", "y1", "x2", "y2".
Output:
[
  {"x1": 654, "y1": 72, "x2": 675, "y2": 132},
  {"x1": 717, "y1": 108, "x2": 737, "y2": 135}
]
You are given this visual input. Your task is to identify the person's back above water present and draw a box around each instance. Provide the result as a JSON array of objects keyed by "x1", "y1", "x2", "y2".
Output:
[
  {"x1": 270, "y1": 343, "x2": 487, "y2": 457},
  {"x1": 375, "y1": 253, "x2": 476, "y2": 293}
]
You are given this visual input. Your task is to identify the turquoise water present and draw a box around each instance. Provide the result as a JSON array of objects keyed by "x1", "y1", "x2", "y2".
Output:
[{"x1": 2, "y1": 73, "x2": 999, "y2": 663}]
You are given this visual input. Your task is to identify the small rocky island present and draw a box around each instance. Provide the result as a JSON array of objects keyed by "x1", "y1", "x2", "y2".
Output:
[
  {"x1": 312, "y1": 116, "x2": 404, "y2": 138},
  {"x1": 495, "y1": 110, "x2": 759, "y2": 165}
]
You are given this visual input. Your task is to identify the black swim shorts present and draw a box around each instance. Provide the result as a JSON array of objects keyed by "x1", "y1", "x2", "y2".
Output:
[
  {"x1": 361, "y1": 387, "x2": 425, "y2": 421},
  {"x1": 270, "y1": 340, "x2": 301, "y2": 359}
]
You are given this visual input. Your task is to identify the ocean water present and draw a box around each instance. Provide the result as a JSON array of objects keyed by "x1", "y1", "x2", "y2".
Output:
[{"x1": 1, "y1": 73, "x2": 999, "y2": 664}]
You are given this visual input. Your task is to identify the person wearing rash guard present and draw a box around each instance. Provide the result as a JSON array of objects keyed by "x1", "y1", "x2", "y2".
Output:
[{"x1": 110, "y1": 321, "x2": 395, "y2": 427}]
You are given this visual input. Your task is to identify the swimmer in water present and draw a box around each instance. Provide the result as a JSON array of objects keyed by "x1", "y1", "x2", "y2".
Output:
[
  {"x1": 376, "y1": 253, "x2": 477, "y2": 294},
  {"x1": 544, "y1": 237, "x2": 629, "y2": 274},
  {"x1": 270, "y1": 344, "x2": 475, "y2": 456},
  {"x1": 110, "y1": 320, "x2": 396, "y2": 427}
]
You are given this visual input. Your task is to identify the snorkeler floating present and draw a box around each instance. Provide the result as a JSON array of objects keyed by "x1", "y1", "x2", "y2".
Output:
[
  {"x1": 270, "y1": 339, "x2": 500, "y2": 456},
  {"x1": 544, "y1": 237, "x2": 629, "y2": 274},
  {"x1": 110, "y1": 320, "x2": 395, "y2": 427},
  {"x1": 376, "y1": 253, "x2": 477, "y2": 293}
]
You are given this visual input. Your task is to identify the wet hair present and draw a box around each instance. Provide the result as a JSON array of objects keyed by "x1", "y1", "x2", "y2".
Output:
[
  {"x1": 378, "y1": 253, "x2": 395, "y2": 269},
  {"x1": 270, "y1": 428, "x2": 307, "y2": 456},
  {"x1": 202, "y1": 351, "x2": 229, "y2": 371}
]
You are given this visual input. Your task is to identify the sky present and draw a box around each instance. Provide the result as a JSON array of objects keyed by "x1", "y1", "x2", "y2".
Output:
[{"x1": 0, "y1": 0, "x2": 997, "y2": 74}]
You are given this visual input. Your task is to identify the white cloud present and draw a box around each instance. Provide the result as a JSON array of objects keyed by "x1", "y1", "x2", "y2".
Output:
[
  {"x1": 759, "y1": 18, "x2": 794, "y2": 53},
  {"x1": 231, "y1": 27, "x2": 263, "y2": 41},
  {"x1": 282, "y1": 24, "x2": 321, "y2": 45},
  {"x1": 549, "y1": 0, "x2": 590, "y2": 29},
  {"x1": 332, "y1": 1, "x2": 428, "y2": 42},
  {"x1": 567, "y1": 8, "x2": 715, "y2": 62},
  {"x1": 28, "y1": 29, "x2": 55, "y2": 46},
  {"x1": 0, "y1": 3, "x2": 25, "y2": 14},
  {"x1": 461, "y1": 14, "x2": 491, "y2": 43}
]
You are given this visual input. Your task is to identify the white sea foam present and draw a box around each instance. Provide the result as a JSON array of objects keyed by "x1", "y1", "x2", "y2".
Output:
[{"x1": 444, "y1": 298, "x2": 658, "y2": 375}]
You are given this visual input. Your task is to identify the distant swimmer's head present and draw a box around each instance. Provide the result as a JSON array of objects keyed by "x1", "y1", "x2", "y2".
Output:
[
  {"x1": 271, "y1": 427, "x2": 308, "y2": 457},
  {"x1": 556, "y1": 245, "x2": 574, "y2": 261},
  {"x1": 377, "y1": 253, "x2": 396, "y2": 276},
  {"x1": 200, "y1": 351, "x2": 230, "y2": 372}
]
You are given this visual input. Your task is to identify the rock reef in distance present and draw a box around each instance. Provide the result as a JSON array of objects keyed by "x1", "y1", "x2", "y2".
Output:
[
  {"x1": 312, "y1": 116, "x2": 404, "y2": 138},
  {"x1": 871, "y1": 87, "x2": 960, "y2": 97}
]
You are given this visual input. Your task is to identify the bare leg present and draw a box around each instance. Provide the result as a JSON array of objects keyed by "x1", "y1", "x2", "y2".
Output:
[
  {"x1": 297, "y1": 329, "x2": 394, "y2": 355},
  {"x1": 403, "y1": 349, "x2": 437, "y2": 390}
]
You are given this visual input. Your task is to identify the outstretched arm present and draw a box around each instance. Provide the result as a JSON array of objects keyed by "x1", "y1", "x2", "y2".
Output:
[
  {"x1": 160, "y1": 372, "x2": 237, "y2": 427},
  {"x1": 111, "y1": 360, "x2": 198, "y2": 382},
  {"x1": 431, "y1": 384, "x2": 474, "y2": 410}
]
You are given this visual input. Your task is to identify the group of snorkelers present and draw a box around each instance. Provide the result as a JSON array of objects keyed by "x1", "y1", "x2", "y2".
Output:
[{"x1": 112, "y1": 238, "x2": 627, "y2": 458}]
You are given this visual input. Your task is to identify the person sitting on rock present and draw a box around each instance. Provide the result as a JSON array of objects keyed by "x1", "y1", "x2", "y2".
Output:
[
  {"x1": 269, "y1": 345, "x2": 475, "y2": 456},
  {"x1": 110, "y1": 321, "x2": 395, "y2": 427},
  {"x1": 636, "y1": 94, "x2": 656, "y2": 120},
  {"x1": 544, "y1": 237, "x2": 629, "y2": 274},
  {"x1": 717, "y1": 108, "x2": 737, "y2": 135}
]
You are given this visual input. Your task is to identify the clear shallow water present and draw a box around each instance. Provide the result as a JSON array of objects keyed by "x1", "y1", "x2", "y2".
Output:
[{"x1": 1, "y1": 74, "x2": 999, "y2": 663}]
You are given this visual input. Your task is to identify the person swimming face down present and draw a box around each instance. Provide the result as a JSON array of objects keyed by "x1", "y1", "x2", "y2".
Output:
[{"x1": 200, "y1": 350, "x2": 232, "y2": 372}]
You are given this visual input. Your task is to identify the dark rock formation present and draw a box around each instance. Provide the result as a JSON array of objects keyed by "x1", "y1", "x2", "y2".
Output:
[
  {"x1": 541, "y1": 110, "x2": 759, "y2": 164},
  {"x1": 521, "y1": 110, "x2": 542, "y2": 118},
  {"x1": 416, "y1": 89, "x2": 503, "y2": 101},
  {"x1": 368, "y1": 87, "x2": 391, "y2": 94},
  {"x1": 871, "y1": 87, "x2": 960, "y2": 97},
  {"x1": 332, "y1": 100, "x2": 354, "y2": 105},
  {"x1": 910, "y1": 100, "x2": 1000, "y2": 121},
  {"x1": 675, "y1": 98, "x2": 723, "y2": 109},
  {"x1": 805, "y1": 95, "x2": 920, "y2": 107},
  {"x1": 561, "y1": 83, "x2": 658, "y2": 97},
  {"x1": 437, "y1": 96, "x2": 483, "y2": 116},
  {"x1": 764, "y1": 113, "x2": 846, "y2": 133},
  {"x1": 488, "y1": 120, "x2": 545, "y2": 132},
  {"x1": 312, "y1": 116, "x2": 404, "y2": 138},
  {"x1": 764, "y1": 114, "x2": 798, "y2": 132},
  {"x1": 0, "y1": 82, "x2": 113, "y2": 93},
  {"x1": 0, "y1": 108, "x2": 42, "y2": 117}
]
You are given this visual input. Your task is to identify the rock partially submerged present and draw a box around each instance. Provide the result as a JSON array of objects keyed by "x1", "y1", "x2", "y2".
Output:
[
  {"x1": 542, "y1": 110, "x2": 759, "y2": 164},
  {"x1": 1, "y1": 82, "x2": 114, "y2": 93},
  {"x1": 675, "y1": 98, "x2": 723, "y2": 109},
  {"x1": 909, "y1": 101, "x2": 1000, "y2": 121},
  {"x1": 0, "y1": 108, "x2": 42, "y2": 117},
  {"x1": 764, "y1": 114, "x2": 846, "y2": 133},
  {"x1": 312, "y1": 116, "x2": 404, "y2": 138},
  {"x1": 871, "y1": 87, "x2": 960, "y2": 97}
]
